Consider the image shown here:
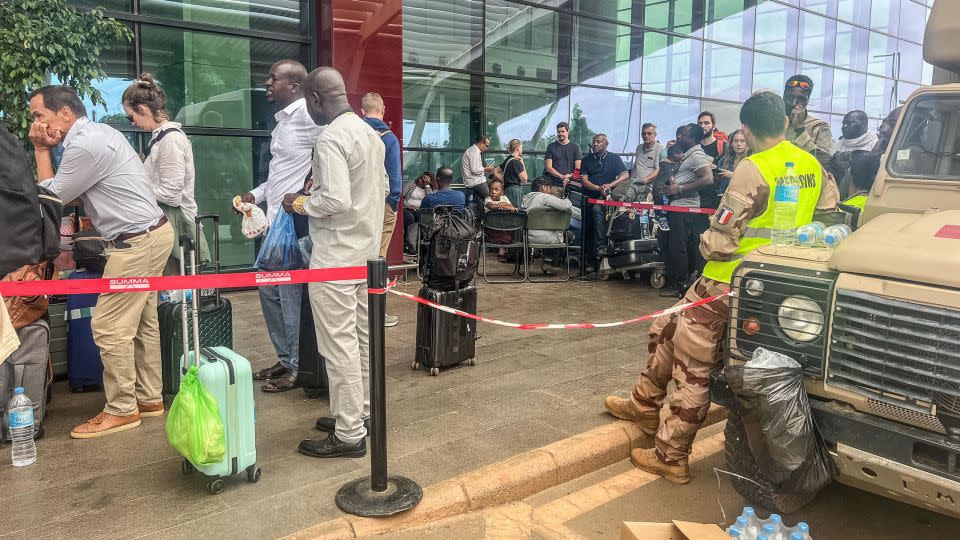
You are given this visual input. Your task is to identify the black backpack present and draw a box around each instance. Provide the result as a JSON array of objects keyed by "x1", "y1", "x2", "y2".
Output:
[
  {"x1": 424, "y1": 206, "x2": 480, "y2": 290},
  {"x1": 0, "y1": 126, "x2": 63, "y2": 275}
]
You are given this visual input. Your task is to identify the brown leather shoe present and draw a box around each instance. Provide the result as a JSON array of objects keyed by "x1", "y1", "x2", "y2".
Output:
[
  {"x1": 604, "y1": 396, "x2": 660, "y2": 435},
  {"x1": 629, "y1": 448, "x2": 690, "y2": 484},
  {"x1": 70, "y1": 411, "x2": 142, "y2": 439},
  {"x1": 137, "y1": 401, "x2": 165, "y2": 417}
]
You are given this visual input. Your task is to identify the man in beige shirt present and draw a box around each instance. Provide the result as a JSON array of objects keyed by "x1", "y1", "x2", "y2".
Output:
[
  {"x1": 283, "y1": 68, "x2": 387, "y2": 459},
  {"x1": 604, "y1": 91, "x2": 838, "y2": 484}
]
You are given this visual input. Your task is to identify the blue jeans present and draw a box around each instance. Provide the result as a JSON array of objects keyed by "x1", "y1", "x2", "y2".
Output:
[{"x1": 259, "y1": 283, "x2": 302, "y2": 372}]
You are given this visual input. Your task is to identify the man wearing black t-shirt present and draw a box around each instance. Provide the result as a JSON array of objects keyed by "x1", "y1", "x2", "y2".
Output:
[
  {"x1": 544, "y1": 122, "x2": 582, "y2": 189},
  {"x1": 580, "y1": 133, "x2": 628, "y2": 268},
  {"x1": 697, "y1": 111, "x2": 727, "y2": 211}
]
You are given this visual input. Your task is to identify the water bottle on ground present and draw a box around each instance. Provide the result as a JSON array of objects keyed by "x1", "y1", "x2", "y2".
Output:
[
  {"x1": 796, "y1": 221, "x2": 826, "y2": 246},
  {"x1": 822, "y1": 224, "x2": 852, "y2": 248},
  {"x1": 9, "y1": 387, "x2": 37, "y2": 467},
  {"x1": 772, "y1": 162, "x2": 800, "y2": 245}
]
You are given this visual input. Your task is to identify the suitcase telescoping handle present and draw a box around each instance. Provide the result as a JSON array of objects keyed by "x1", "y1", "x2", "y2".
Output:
[
  {"x1": 195, "y1": 213, "x2": 221, "y2": 304},
  {"x1": 177, "y1": 233, "x2": 203, "y2": 369}
]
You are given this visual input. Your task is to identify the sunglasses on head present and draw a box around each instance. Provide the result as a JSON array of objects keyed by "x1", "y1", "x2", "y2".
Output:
[{"x1": 787, "y1": 80, "x2": 810, "y2": 89}]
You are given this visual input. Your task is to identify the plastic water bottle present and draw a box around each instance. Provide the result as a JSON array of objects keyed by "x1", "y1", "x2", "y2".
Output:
[
  {"x1": 770, "y1": 514, "x2": 786, "y2": 539},
  {"x1": 792, "y1": 522, "x2": 811, "y2": 540},
  {"x1": 761, "y1": 523, "x2": 780, "y2": 540},
  {"x1": 790, "y1": 533, "x2": 804, "y2": 540},
  {"x1": 796, "y1": 221, "x2": 826, "y2": 246},
  {"x1": 726, "y1": 526, "x2": 742, "y2": 538},
  {"x1": 772, "y1": 162, "x2": 800, "y2": 245},
  {"x1": 158, "y1": 291, "x2": 171, "y2": 303},
  {"x1": 758, "y1": 535, "x2": 770, "y2": 540},
  {"x1": 739, "y1": 507, "x2": 760, "y2": 539},
  {"x1": 8, "y1": 387, "x2": 37, "y2": 467},
  {"x1": 823, "y1": 224, "x2": 852, "y2": 248}
]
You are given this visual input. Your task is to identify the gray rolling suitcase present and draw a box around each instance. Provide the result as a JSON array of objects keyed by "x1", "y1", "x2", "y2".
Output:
[{"x1": 1, "y1": 319, "x2": 52, "y2": 441}]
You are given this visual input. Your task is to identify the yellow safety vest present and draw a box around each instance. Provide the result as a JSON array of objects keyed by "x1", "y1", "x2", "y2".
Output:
[
  {"x1": 702, "y1": 141, "x2": 823, "y2": 284},
  {"x1": 842, "y1": 194, "x2": 867, "y2": 212}
]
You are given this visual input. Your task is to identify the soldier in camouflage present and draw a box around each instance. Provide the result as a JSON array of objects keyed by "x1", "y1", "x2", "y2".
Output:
[{"x1": 604, "y1": 91, "x2": 839, "y2": 483}]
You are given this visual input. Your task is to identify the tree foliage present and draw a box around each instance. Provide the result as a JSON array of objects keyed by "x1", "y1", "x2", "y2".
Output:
[{"x1": 0, "y1": 0, "x2": 132, "y2": 140}]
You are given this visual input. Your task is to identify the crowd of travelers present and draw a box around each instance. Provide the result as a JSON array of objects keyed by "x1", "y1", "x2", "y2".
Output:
[
  {"x1": 1, "y1": 64, "x2": 901, "y2": 474},
  {"x1": 397, "y1": 74, "x2": 894, "y2": 299}
]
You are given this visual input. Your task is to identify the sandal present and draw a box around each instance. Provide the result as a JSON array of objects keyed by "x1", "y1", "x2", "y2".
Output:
[
  {"x1": 254, "y1": 362, "x2": 286, "y2": 381},
  {"x1": 261, "y1": 371, "x2": 299, "y2": 393}
]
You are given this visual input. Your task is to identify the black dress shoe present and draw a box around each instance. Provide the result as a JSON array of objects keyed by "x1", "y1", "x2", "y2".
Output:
[
  {"x1": 298, "y1": 434, "x2": 367, "y2": 458},
  {"x1": 315, "y1": 416, "x2": 370, "y2": 435}
]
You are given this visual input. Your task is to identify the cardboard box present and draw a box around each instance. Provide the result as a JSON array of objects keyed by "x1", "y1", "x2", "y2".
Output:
[{"x1": 621, "y1": 521, "x2": 729, "y2": 540}]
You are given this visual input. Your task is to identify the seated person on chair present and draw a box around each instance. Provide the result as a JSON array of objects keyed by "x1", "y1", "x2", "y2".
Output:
[
  {"x1": 420, "y1": 166, "x2": 465, "y2": 212},
  {"x1": 483, "y1": 178, "x2": 517, "y2": 260},
  {"x1": 840, "y1": 150, "x2": 879, "y2": 228},
  {"x1": 521, "y1": 176, "x2": 572, "y2": 245}
]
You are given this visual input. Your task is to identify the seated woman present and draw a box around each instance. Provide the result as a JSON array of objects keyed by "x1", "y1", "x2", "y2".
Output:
[{"x1": 402, "y1": 171, "x2": 435, "y2": 253}]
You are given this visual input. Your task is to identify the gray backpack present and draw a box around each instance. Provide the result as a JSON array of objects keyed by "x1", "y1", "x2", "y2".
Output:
[{"x1": 0, "y1": 319, "x2": 51, "y2": 442}]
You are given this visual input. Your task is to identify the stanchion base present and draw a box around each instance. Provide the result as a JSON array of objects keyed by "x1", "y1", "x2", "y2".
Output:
[{"x1": 336, "y1": 475, "x2": 423, "y2": 517}]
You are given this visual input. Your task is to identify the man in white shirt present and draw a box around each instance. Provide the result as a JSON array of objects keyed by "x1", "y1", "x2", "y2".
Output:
[
  {"x1": 462, "y1": 134, "x2": 496, "y2": 219},
  {"x1": 240, "y1": 60, "x2": 322, "y2": 392},
  {"x1": 283, "y1": 67, "x2": 388, "y2": 458}
]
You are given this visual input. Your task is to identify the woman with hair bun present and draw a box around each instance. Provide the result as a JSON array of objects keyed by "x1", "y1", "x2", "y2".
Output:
[{"x1": 122, "y1": 73, "x2": 208, "y2": 273}]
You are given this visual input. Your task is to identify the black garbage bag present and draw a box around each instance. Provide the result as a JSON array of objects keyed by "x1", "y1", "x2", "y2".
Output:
[{"x1": 723, "y1": 348, "x2": 834, "y2": 513}]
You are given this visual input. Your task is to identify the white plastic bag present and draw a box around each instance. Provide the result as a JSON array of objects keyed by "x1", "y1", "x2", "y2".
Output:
[
  {"x1": 233, "y1": 196, "x2": 268, "y2": 239},
  {"x1": 744, "y1": 347, "x2": 801, "y2": 370}
]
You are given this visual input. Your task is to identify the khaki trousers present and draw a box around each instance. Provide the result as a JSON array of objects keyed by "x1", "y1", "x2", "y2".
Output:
[
  {"x1": 380, "y1": 203, "x2": 397, "y2": 258},
  {"x1": 630, "y1": 277, "x2": 729, "y2": 462},
  {"x1": 310, "y1": 280, "x2": 370, "y2": 443},
  {"x1": 92, "y1": 222, "x2": 174, "y2": 416}
]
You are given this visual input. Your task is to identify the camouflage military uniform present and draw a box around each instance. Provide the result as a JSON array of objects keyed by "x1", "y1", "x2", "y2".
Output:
[{"x1": 626, "y1": 157, "x2": 839, "y2": 464}]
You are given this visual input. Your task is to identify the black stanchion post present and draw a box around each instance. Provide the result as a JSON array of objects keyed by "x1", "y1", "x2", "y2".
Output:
[{"x1": 336, "y1": 258, "x2": 422, "y2": 517}]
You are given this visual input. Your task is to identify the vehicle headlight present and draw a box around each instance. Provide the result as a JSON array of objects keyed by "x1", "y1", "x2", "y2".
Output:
[{"x1": 777, "y1": 296, "x2": 824, "y2": 342}]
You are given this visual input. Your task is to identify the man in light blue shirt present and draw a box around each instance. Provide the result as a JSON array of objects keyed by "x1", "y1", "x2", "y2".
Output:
[{"x1": 29, "y1": 85, "x2": 173, "y2": 439}]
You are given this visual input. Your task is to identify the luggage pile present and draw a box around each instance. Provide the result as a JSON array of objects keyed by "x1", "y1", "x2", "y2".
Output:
[{"x1": 414, "y1": 206, "x2": 480, "y2": 376}]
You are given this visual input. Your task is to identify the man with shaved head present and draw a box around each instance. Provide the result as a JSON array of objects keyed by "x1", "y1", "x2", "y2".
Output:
[
  {"x1": 243, "y1": 59, "x2": 322, "y2": 392},
  {"x1": 283, "y1": 67, "x2": 388, "y2": 458},
  {"x1": 834, "y1": 110, "x2": 877, "y2": 153}
]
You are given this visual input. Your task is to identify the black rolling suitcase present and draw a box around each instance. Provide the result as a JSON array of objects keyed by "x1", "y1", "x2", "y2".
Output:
[
  {"x1": 297, "y1": 283, "x2": 329, "y2": 398},
  {"x1": 160, "y1": 214, "x2": 233, "y2": 400},
  {"x1": 413, "y1": 285, "x2": 477, "y2": 376}
]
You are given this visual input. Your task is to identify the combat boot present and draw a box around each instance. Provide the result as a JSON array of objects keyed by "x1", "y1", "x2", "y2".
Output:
[
  {"x1": 603, "y1": 396, "x2": 660, "y2": 435},
  {"x1": 629, "y1": 448, "x2": 690, "y2": 484}
]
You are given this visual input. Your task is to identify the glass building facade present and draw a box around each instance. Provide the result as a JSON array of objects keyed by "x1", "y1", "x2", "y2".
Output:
[
  {"x1": 67, "y1": 0, "x2": 313, "y2": 268},
  {"x1": 402, "y1": 0, "x2": 933, "y2": 188},
  {"x1": 68, "y1": 0, "x2": 933, "y2": 267}
]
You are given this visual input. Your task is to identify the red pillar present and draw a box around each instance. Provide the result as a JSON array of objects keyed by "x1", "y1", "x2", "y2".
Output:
[{"x1": 325, "y1": 0, "x2": 405, "y2": 267}]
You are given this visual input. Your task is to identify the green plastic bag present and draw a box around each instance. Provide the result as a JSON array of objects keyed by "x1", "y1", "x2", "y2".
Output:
[{"x1": 166, "y1": 365, "x2": 225, "y2": 465}]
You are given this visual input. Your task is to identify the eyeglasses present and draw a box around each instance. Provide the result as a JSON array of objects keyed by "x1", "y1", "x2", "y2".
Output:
[
  {"x1": 126, "y1": 115, "x2": 135, "y2": 123},
  {"x1": 786, "y1": 80, "x2": 811, "y2": 89}
]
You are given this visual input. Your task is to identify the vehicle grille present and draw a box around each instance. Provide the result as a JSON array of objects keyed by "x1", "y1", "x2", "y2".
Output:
[{"x1": 828, "y1": 290, "x2": 960, "y2": 417}]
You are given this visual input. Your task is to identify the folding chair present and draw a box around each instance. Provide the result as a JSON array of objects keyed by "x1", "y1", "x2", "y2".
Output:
[
  {"x1": 525, "y1": 206, "x2": 573, "y2": 283},
  {"x1": 480, "y1": 210, "x2": 527, "y2": 283}
]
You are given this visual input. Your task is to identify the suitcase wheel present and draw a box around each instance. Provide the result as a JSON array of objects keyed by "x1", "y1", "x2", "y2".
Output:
[
  {"x1": 181, "y1": 458, "x2": 194, "y2": 475},
  {"x1": 411, "y1": 361, "x2": 419, "y2": 371},
  {"x1": 246, "y1": 465, "x2": 262, "y2": 483},
  {"x1": 465, "y1": 358, "x2": 476, "y2": 367},
  {"x1": 430, "y1": 367, "x2": 439, "y2": 377},
  {"x1": 208, "y1": 478, "x2": 225, "y2": 495},
  {"x1": 649, "y1": 270, "x2": 666, "y2": 289}
]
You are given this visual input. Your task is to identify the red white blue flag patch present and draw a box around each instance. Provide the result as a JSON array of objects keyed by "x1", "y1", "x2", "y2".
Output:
[{"x1": 716, "y1": 205, "x2": 734, "y2": 225}]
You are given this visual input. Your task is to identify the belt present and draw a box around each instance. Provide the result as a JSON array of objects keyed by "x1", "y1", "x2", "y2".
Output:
[{"x1": 114, "y1": 215, "x2": 168, "y2": 243}]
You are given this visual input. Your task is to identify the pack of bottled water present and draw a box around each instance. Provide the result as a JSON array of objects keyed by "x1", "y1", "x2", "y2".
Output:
[{"x1": 725, "y1": 507, "x2": 811, "y2": 539}]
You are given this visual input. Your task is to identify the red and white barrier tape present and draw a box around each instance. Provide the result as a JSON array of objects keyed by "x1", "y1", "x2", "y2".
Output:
[
  {"x1": 0, "y1": 266, "x2": 368, "y2": 297},
  {"x1": 385, "y1": 284, "x2": 733, "y2": 330},
  {"x1": 588, "y1": 198, "x2": 717, "y2": 216}
]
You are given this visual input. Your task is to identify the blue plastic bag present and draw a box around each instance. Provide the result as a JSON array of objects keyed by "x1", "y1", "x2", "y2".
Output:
[{"x1": 255, "y1": 212, "x2": 306, "y2": 270}]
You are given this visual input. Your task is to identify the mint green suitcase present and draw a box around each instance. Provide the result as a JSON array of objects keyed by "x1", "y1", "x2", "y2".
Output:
[{"x1": 177, "y1": 236, "x2": 260, "y2": 494}]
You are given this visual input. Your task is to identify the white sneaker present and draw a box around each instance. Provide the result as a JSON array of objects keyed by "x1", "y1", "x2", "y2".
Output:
[{"x1": 385, "y1": 315, "x2": 400, "y2": 327}]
